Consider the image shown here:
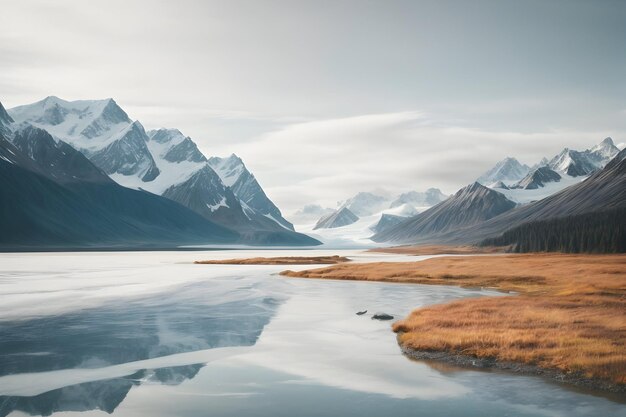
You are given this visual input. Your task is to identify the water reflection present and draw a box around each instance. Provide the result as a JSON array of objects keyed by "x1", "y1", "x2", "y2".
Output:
[
  {"x1": 0, "y1": 365, "x2": 205, "y2": 417},
  {"x1": 0, "y1": 280, "x2": 281, "y2": 416},
  {"x1": 0, "y1": 251, "x2": 624, "y2": 417}
]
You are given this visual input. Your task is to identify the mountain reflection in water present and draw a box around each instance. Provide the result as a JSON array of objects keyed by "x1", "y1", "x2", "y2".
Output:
[{"x1": 0, "y1": 280, "x2": 281, "y2": 416}]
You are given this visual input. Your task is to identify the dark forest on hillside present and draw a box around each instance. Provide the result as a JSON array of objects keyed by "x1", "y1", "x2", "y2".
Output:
[{"x1": 480, "y1": 208, "x2": 626, "y2": 253}]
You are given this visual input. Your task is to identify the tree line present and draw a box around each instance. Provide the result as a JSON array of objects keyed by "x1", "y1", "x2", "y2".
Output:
[{"x1": 480, "y1": 208, "x2": 625, "y2": 253}]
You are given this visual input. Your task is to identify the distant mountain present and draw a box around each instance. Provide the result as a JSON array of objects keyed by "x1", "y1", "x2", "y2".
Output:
[
  {"x1": 390, "y1": 188, "x2": 447, "y2": 208},
  {"x1": 490, "y1": 181, "x2": 509, "y2": 190},
  {"x1": 548, "y1": 137, "x2": 619, "y2": 177},
  {"x1": 340, "y1": 192, "x2": 390, "y2": 216},
  {"x1": 8, "y1": 97, "x2": 314, "y2": 245},
  {"x1": 530, "y1": 157, "x2": 549, "y2": 171},
  {"x1": 479, "y1": 149, "x2": 626, "y2": 252},
  {"x1": 477, "y1": 157, "x2": 530, "y2": 185},
  {"x1": 371, "y1": 213, "x2": 406, "y2": 234},
  {"x1": 0, "y1": 127, "x2": 239, "y2": 249},
  {"x1": 290, "y1": 204, "x2": 335, "y2": 224},
  {"x1": 406, "y1": 148, "x2": 626, "y2": 247},
  {"x1": 548, "y1": 148, "x2": 598, "y2": 177},
  {"x1": 588, "y1": 137, "x2": 621, "y2": 164},
  {"x1": 513, "y1": 166, "x2": 561, "y2": 190},
  {"x1": 373, "y1": 182, "x2": 517, "y2": 243},
  {"x1": 314, "y1": 207, "x2": 359, "y2": 230}
]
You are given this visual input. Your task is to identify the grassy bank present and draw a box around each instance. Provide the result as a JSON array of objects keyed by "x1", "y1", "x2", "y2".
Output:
[
  {"x1": 368, "y1": 245, "x2": 503, "y2": 255},
  {"x1": 281, "y1": 254, "x2": 626, "y2": 389},
  {"x1": 195, "y1": 255, "x2": 350, "y2": 265}
]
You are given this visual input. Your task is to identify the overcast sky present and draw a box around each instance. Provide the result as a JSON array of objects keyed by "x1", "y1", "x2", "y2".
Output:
[{"x1": 2, "y1": 0, "x2": 625, "y2": 214}]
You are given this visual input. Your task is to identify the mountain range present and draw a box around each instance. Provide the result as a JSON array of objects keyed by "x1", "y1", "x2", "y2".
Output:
[
  {"x1": 2, "y1": 97, "x2": 318, "y2": 248},
  {"x1": 373, "y1": 145, "x2": 626, "y2": 252},
  {"x1": 477, "y1": 138, "x2": 619, "y2": 189}
]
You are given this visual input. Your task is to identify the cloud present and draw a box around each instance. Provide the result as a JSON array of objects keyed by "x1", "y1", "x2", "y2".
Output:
[{"x1": 232, "y1": 112, "x2": 617, "y2": 214}]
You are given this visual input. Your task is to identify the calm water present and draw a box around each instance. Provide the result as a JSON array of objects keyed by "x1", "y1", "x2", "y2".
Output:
[{"x1": 0, "y1": 250, "x2": 623, "y2": 417}]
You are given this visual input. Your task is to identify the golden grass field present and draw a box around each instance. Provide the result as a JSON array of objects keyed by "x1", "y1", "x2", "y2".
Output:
[
  {"x1": 194, "y1": 255, "x2": 351, "y2": 265},
  {"x1": 368, "y1": 245, "x2": 504, "y2": 255},
  {"x1": 281, "y1": 253, "x2": 626, "y2": 386}
]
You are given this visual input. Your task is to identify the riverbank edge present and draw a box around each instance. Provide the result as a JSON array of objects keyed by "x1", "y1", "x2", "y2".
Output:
[
  {"x1": 398, "y1": 342, "x2": 626, "y2": 395},
  {"x1": 279, "y1": 253, "x2": 626, "y2": 394}
]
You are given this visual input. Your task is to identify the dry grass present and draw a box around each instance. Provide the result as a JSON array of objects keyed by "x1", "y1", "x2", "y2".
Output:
[
  {"x1": 194, "y1": 255, "x2": 351, "y2": 265},
  {"x1": 369, "y1": 245, "x2": 504, "y2": 255},
  {"x1": 281, "y1": 254, "x2": 626, "y2": 385}
]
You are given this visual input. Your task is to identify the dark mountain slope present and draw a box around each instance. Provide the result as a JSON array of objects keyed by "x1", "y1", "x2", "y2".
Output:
[
  {"x1": 314, "y1": 207, "x2": 359, "y2": 230},
  {"x1": 0, "y1": 132, "x2": 238, "y2": 249},
  {"x1": 408, "y1": 149, "x2": 626, "y2": 247},
  {"x1": 373, "y1": 182, "x2": 516, "y2": 243}
]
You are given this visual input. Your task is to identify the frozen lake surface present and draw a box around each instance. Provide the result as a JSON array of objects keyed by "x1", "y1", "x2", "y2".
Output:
[{"x1": 0, "y1": 250, "x2": 623, "y2": 417}]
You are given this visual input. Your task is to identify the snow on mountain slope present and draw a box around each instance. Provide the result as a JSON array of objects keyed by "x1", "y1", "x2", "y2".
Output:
[
  {"x1": 314, "y1": 207, "x2": 359, "y2": 230},
  {"x1": 494, "y1": 173, "x2": 584, "y2": 204},
  {"x1": 340, "y1": 192, "x2": 390, "y2": 216},
  {"x1": 588, "y1": 137, "x2": 620, "y2": 163},
  {"x1": 548, "y1": 137, "x2": 619, "y2": 177},
  {"x1": 208, "y1": 154, "x2": 294, "y2": 230},
  {"x1": 289, "y1": 204, "x2": 335, "y2": 224},
  {"x1": 109, "y1": 128, "x2": 208, "y2": 194},
  {"x1": 513, "y1": 166, "x2": 562, "y2": 190},
  {"x1": 484, "y1": 137, "x2": 619, "y2": 204},
  {"x1": 7, "y1": 97, "x2": 307, "y2": 243},
  {"x1": 90, "y1": 121, "x2": 160, "y2": 182},
  {"x1": 207, "y1": 154, "x2": 246, "y2": 187},
  {"x1": 390, "y1": 189, "x2": 447, "y2": 208},
  {"x1": 477, "y1": 157, "x2": 530, "y2": 185},
  {"x1": 9, "y1": 96, "x2": 132, "y2": 154}
]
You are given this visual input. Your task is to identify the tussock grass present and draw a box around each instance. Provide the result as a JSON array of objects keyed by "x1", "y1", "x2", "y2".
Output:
[
  {"x1": 194, "y1": 255, "x2": 350, "y2": 265},
  {"x1": 281, "y1": 254, "x2": 626, "y2": 385}
]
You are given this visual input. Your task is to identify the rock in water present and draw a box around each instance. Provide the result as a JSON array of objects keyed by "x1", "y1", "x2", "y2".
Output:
[
  {"x1": 356, "y1": 310, "x2": 367, "y2": 315},
  {"x1": 371, "y1": 313, "x2": 394, "y2": 321}
]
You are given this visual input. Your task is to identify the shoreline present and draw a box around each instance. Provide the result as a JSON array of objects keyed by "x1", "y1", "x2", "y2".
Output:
[
  {"x1": 399, "y1": 344, "x2": 626, "y2": 396},
  {"x1": 281, "y1": 253, "x2": 626, "y2": 394},
  {"x1": 194, "y1": 255, "x2": 351, "y2": 265}
]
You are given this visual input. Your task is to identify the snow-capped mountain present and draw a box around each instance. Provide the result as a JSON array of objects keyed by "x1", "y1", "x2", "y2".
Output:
[
  {"x1": 314, "y1": 207, "x2": 359, "y2": 230},
  {"x1": 513, "y1": 166, "x2": 562, "y2": 190},
  {"x1": 0, "y1": 121, "x2": 239, "y2": 248},
  {"x1": 91, "y1": 121, "x2": 160, "y2": 182},
  {"x1": 390, "y1": 188, "x2": 447, "y2": 208},
  {"x1": 373, "y1": 182, "x2": 517, "y2": 243},
  {"x1": 483, "y1": 137, "x2": 620, "y2": 205},
  {"x1": 9, "y1": 96, "x2": 132, "y2": 154},
  {"x1": 588, "y1": 137, "x2": 620, "y2": 163},
  {"x1": 208, "y1": 154, "x2": 294, "y2": 230},
  {"x1": 340, "y1": 192, "x2": 390, "y2": 216},
  {"x1": 548, "y1": 137, "x2": 619, "y2": 177},
  {"x1": 289, "y1": 204, "x2": 335, "y2": 224},
  {"x1": 7, "y1": 97, "x2": 315, "y2": 245},
  {"x1": 477, "y1": 157, "x2": 530, "y2": 185}
]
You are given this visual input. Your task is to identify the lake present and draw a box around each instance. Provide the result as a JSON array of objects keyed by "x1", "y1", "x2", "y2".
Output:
[{"x1": 0, "y1": 250, "x2": 623, "y2": 417}]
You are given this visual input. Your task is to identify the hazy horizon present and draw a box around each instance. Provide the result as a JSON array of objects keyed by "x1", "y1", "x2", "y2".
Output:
[{"x1": 2, "y1": 0, "x2": 625, "y2": 214}]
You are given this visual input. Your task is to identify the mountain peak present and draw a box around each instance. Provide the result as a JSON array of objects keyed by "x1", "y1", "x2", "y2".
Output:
[
  {"x1": 208, "y1": 154, "x2": 247, "y2": 187},
  {"x1": 599, "y1": 137, "x2": 614, "y2": 147},
  {"x1": 463, "y1": 181, "x2": 487, "y2": 193},
  {"x1": 313, "y1": 206, "x2": 359, "y2": 230},
  {"x1": 477, "y1": 156, "x2": 530, "y2": 185},
  {"x1": 0, "y1": 101, "x2": 14, "y2": 127},
  {"x1": 148, "y1": 128, "x2": 186, "y2": 144}
]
